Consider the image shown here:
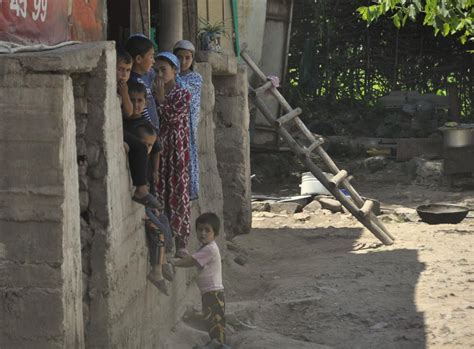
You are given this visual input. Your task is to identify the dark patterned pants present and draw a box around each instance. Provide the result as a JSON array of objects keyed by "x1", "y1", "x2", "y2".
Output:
[{"x1": 202, "y1": 290, "x2": 226, "y2": 344}]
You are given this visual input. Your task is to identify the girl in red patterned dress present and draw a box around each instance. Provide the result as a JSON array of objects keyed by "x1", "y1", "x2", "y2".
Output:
[{"x1": 154, "y1": 52, "x2": 192, "y2": 258}]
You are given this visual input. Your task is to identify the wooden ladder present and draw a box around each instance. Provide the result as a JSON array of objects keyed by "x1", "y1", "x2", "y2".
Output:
[{"x1": 241, "y1": 49, "x2": 395, "y2": 245}]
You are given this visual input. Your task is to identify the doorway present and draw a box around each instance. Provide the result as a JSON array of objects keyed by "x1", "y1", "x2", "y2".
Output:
[{"x1": 107, "y1": 0, "x2": 130, "y2": 46}]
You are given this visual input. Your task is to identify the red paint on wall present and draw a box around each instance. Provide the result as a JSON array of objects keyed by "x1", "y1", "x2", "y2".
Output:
[
  {"x1": 0, "y1": 0, "x2": 104, "y2": 45},
  {"x1": 0, "y1": 0, "x2": 69, "y2": 45},
  {"x1": 70, "y1": 0, "x2": 105, "y2": 42}
]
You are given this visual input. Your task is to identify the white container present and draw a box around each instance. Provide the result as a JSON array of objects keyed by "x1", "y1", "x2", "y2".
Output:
[
  {"x1": 300, "y1": 172, "x2": 332, "y2": 195},
  {"x1": 441, "y1": 125, "x2": 474, "y2": 148}
]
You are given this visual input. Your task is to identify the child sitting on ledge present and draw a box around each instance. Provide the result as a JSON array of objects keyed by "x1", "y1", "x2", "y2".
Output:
[{"x1": 122, "y1": 81, "x2": 161, "y2": 208}]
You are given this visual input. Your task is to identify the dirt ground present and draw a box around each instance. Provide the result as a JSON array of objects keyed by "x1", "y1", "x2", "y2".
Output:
[{"x1": 167, "y1": 158, "x2": 474, "y2": 349}]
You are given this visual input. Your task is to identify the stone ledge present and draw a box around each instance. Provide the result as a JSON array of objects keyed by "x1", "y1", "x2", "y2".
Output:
[
  {"x1": 194, "y1": 51, "x2": 237, "y2": 76},
  {"x1": 0, "y1": 41, "x2": 114, "y2": 74}
]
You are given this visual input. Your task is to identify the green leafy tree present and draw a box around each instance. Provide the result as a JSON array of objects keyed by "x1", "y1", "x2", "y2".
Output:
[
  {"x1": 285, "y1": 0, "x2": 474, "y2": 134},
  {"x1": 357, "y1": 0, "x2": 474, "y2": 44}
]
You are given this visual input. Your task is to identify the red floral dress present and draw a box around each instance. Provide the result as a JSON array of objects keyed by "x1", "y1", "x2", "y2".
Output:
[{"x1": 157, "y1": 85, "x2": 192, "y2": 249}]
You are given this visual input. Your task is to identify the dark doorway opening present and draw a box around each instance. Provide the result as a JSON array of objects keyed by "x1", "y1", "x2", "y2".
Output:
[{"x1": 107, "y1": 0, "x2": 130, "y2": 46}]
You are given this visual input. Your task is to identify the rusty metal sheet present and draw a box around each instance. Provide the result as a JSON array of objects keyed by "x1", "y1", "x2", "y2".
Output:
[{"x1": 0, "y1": 0, "x2": 69, "y2": 45}]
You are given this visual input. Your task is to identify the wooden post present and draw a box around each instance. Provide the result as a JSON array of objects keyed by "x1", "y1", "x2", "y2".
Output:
[
  {"x1": 130, "y1": 0, "x2": 150, "y2": 36},
  {"x1": 393, "y1": 28, "x2": 399, "y2": 87},
  {"x1": 448, "y1": 84, "x2": 461, "y2": 123},
  {"x1": 183, "y1": 0, "x2": 198, "y2": 44},
  {"x1": 158, "y1": 0, "x2": 183, "y2": 51}
]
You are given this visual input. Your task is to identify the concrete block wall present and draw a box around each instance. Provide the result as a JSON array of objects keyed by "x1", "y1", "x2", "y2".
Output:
[
  {"x1": 195, "y1": 52, "x2": 252, "y2": 238},
  {"x1": 212, "y1": 65, "x2": 252, "y2": 238},
  {"x1": 70, "y1": 44, "x2": 204, "y2": 348},
  {"x1": 0, "y1": 60, "x2": 84, "y2": 347},
  {"x1": 0, "y1": 42, "x2": 227, "y2": 348},
  {"x1": 193, "y1": 62, "x2": 226, "y2": 248},
  {"x1": 76, "y1": 42, "x2": 149, "y2": 348}
]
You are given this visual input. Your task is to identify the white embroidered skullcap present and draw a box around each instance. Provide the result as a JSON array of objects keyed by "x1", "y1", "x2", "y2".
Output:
[{"x1": 173, "y1": 40, "x2": 195, "y2": 54}]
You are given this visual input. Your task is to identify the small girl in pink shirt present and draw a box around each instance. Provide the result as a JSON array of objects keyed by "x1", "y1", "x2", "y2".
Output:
[{"x1": 171, "y1": 213, "x2": 229, "y2": 349}]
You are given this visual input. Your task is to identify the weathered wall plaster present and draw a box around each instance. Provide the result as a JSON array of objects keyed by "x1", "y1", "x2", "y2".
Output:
[{"x1": 0, "y1": 42, "x2": 227, "y2": 348}]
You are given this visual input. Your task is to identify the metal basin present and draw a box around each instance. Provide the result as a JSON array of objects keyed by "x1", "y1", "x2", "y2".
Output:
[
  {"x1": 441, "y1": 125, "x2": 474, "y2": 148},
  {"x1": 416, "y1": 204, "x2": 469, "y2": 224}
]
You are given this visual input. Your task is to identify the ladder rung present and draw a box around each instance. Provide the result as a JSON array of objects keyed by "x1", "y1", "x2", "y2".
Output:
[
  {"x1": 254, "y1": 81, "x2": 274, "y2": 96},
  {"x1": 305, "y1": 138, "x2": 324, "y2": 154},
  {"x1": 275, "y1": 108, "x2": 302, "y2": 127},
  {"x1": 359, "y1": 200, "x2": 374, "y2": 216},
  {"x1": 329, "y1": 170, "x2": 348, "y2": 188}
]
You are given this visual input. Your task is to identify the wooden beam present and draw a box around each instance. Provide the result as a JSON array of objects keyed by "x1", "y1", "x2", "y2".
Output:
[
  {"x1": 158, "y1": 0, "x2": 183, "y2": 51},
  {"x1": 130, "y1": 0, "x2": 150, "y2": 36}
]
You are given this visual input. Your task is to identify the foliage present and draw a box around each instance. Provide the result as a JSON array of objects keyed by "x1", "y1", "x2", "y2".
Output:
[
  {"x1": 198, "y1": 17, "x2": 228, "y2": 38},
  {"x1": 357, "y1": 0, "x2": 474, "y2": 45},
  {"x1": 285, "y1": 0, "x2": 473, "y2": 137}
]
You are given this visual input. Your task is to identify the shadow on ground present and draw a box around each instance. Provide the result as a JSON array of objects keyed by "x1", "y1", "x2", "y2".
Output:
[{"x1": 225, "y1": 227, "x2": 426, "y2": 349}]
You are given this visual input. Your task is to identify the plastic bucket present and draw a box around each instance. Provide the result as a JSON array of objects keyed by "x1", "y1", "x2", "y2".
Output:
[{"x1": 300, "y1": 172, "x2": 332, "y2": 195}]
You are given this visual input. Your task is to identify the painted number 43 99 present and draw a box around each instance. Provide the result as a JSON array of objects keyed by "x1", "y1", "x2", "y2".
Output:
[{"x1": 10, "y1": 0, "x2": 48, "y2": 22}]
